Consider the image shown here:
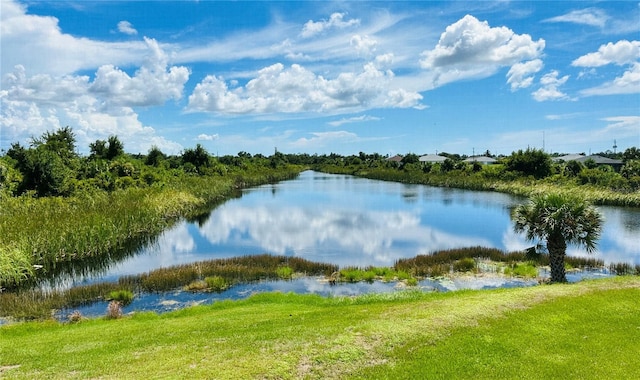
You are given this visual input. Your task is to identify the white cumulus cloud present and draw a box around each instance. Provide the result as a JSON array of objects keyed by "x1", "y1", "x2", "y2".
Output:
[
  {"x1": 572, "y1": 40, "x2": 640, "y2": 67},
  {"x1": 197, "y1": 134, "x2": 219, "y2": 141},
  {"x1": 1, "y1": 38, "x2": 188, "y2": 154},
  {"x1": 301, "y1": 12, "x2": 360, "y2": 38},
  {"x1": 117, "y1": 20, "x2": 138, "y2": 35},
  {"x1": 506, "y1": 59, "x2": 543, "y2": 90},
  {"x1": 573, "y1": 41, "x2": 640, "y2": 96},
  {"x1": 420, "y1": 15, "x2": 545, "y2": 87},
  {"x1": 187, "y1": 62, "x2": 423, "y2": 115},
  {"x1": 532, "y1": 70, "x2": 570, "y2": 101},
  {"x1": 89, "y1": 38, "x2": 190, "y2": 107},
  {"x1": 0, "y1": 0, "x2": 146, "y2": 76}
]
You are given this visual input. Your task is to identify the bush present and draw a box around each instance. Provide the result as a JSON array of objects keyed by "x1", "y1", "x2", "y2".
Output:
[{"x1": 505, "y1": 148, "x2": 551, "y2": 179}]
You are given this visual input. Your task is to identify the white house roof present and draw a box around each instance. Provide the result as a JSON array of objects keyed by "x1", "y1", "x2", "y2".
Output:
[
  {"x1": 554, "y1": 154, "x2": 622, "y2": 165},
  {"x1": 419, "y1": 154, "x2": 448, "y2": 163},
  {"x1": 463, "y1": 156, "x2": 497, "y2": 164}
]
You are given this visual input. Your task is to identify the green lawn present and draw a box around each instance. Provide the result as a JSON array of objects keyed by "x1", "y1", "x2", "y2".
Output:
[{"x1": 1, "y1": 277, "x2": 639, "y2": 379}]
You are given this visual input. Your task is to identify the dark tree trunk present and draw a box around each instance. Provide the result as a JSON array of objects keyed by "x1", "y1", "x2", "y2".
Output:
[{"x1": 547, "y1": 233, "x2": 567, "y2": 283}]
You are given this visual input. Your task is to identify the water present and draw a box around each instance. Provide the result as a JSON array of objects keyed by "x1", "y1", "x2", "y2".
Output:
[
  {"x1": 84, "y1": 170, "x2": 638, "y2": 284},
  {"x1": 22, "y1": 171, "x2": 640, "y2": 320},
  {"x1": 39, "y1": 171, "x2": 640, "y2": 319}
]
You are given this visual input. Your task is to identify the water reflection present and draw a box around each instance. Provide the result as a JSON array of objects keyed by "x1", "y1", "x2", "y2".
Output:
[{"x1": 61, "y1": 171, "x2": 640, "y2": 286}]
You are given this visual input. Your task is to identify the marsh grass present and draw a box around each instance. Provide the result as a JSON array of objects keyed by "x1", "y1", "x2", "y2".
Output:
[
  {"x1": 609, "y1": 262, "x2": 640, "y2": 275},
  {"x1": 0, "y1": 249, "x2": 634, "y2": 321},
  {"x1": 105, "y1": 300, "x2": 122, "y2": 319},
  {"x1": 0, "y1": 167, "x2": 304, "y2": 290},
  {"x1": 0, "y1": 255, "x2": 336, "y2": 320},
  {"x1": 395, "y1": 247, "x2": 605, "y2": 278},
  {"x1": 321, "y1": 165, "x2": 640, "y2": 207}
]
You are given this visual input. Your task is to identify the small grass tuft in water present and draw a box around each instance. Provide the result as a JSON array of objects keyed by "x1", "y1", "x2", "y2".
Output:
[
  {"x1": 108, "y1": 290, "x2": 134, "y2": 306},
  {"x1": 204, "y1": 276, "x2": 229, "y2": 292},
  {"x1": 504, "y1": 262, "x2": 538, "y2": 278},
  {"x1": 276, "y1": 266, "x2": 293, "y2": 280},
  {"x1": 453, "y1": 258, "x2": 476, "y2": 273}
]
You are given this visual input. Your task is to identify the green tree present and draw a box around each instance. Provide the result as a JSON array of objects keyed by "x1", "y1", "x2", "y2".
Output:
[
  {"x1": 89, "y1": 139, "x2": 108, "y2": 159},
  {"x1": 182, "y1": 144, "x2": 210, "y2": 172},
  {"x1": 512, "y1": 193, "x2": 602, "y2": 283},
  {"x1": 32, "y1": 126, "x2": 77, "y2": 165},
  {"x1": 106, "y1": 136, "x2": 125, "y2": 160},
  {"x1": 505, "y1": 148, "x2": 552, "y2": 179},
  {"x1": 145, "y1": 146, "x2": 166, "y2": 167},
  {"x1": 622, "y1": 147, "x2": 640, "y2": 162}
]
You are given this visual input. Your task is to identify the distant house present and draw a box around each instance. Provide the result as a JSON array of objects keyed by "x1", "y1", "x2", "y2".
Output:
[
  {"x1": 419, "y1": 154, "x2": 448, "y2": 163},
  {"x1": 553, "y1": 154, "x2": 623, "y2": 170},
  {"x1": 387, "y1": 154, "x2": 404, "y2": 163},
  {"x1": 463, "y1": 156, "x2": 497, "y2": 165}
]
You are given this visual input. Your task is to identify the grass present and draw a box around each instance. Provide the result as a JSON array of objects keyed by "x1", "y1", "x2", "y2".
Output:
[{"x1": 1, "y1": 277, "x2": 639, "y2": 379}]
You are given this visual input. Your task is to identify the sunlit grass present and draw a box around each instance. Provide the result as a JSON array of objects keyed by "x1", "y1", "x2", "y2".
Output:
[{"x1": 1, "y1": 277, "x2": 638, "y2": 379}]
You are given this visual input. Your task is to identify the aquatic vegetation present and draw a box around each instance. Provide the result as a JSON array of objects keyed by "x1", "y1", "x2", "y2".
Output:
[
  {"x1": 204, "y1": 276, "x2": 229, "y2": 292},
  {"x1": 504, "y1": 263, "x2": 539, "y2": 278},
  {"x1": 108, "y1": 290, "x2": 134, "y2": 306},
  {"x1": 276, "y1": 266, "x2": 293, "y2": 280}
]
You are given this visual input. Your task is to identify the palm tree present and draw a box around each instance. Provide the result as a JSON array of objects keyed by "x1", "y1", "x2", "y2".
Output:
[{"x1": 512, "y1": 193, "x2": 603, "y2": 283}]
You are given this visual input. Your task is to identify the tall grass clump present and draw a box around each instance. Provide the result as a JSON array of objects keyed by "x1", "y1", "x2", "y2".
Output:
[
  {"x1": 504, "y1": 262, "x2": 539, "y2": 278},
  {"x1": 204, "y1": 276, "x2": 229, "y2": 291},
  {"x1": 105, "y1": 300, "x2": 123, "y2": 320},
  {"x1": 0, "y1": 244, "x2": 33, "y2": 288},
  {"x1": 108, "y1": 289, "x2": 134, "y2": 306},
  {"x1": 276, "y1": 266, "x2": 294, "y2": 280}
]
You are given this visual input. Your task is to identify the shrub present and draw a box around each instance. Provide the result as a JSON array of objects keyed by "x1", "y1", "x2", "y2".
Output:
[
  {"x1": 505, "y1": 148, "x2": 552, "y2": 179},
  {"x1": 362, "y1": 270, "x2": 376, "y2": 283}
]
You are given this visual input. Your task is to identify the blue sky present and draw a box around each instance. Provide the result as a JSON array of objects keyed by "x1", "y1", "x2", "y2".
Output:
[{"x1": 1, "y1": 1, "x2": 639, "y2": 157}]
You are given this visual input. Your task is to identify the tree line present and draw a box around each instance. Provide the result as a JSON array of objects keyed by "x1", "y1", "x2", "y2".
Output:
[{"x1": 2, "y1": 127, "x2": 640, "y2": 198}]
